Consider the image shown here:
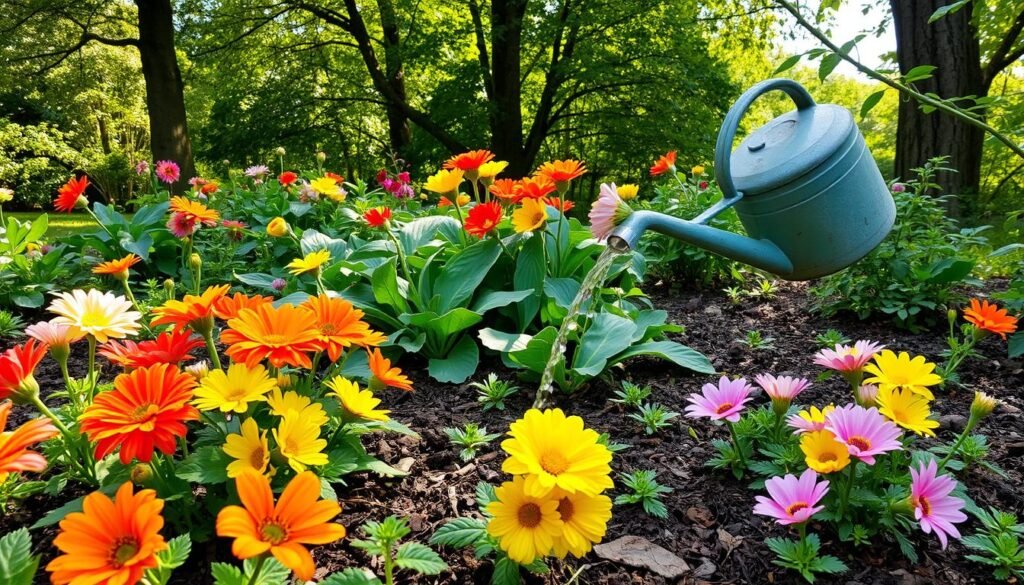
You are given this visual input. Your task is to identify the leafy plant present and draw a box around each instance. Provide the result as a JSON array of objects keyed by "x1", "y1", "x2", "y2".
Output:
[
  {"x1": 0, "y1": 309, "x2": 25, "y2": 339},
  {"x1": 628, "y1": 402, "x2": 679, "y2": 435},
  {"x1": 0, "y1": 528, "x2": 40, "y2": 585},
  {"x1": 611, "y1": 380, "x2": 652, "y2": 408},
  {"x1": 211, "y1": 556, "x2": 292, "y2": 585},
  {"x1": 471, "y1": 373, "x2": 519, "y2": 411},
  {"x1": 724, "y1": 285, "x2": 745, "y2": 305},
  {"x1": 736, "y1": 329, "x2": 775, "y2": 351},
  {"x1": 443, "y1": 424, "x2": 501, "y2": 462},
  {"x1": 963, "y1": 507, "x2": 1024, "y2": 581},
  {"x1": 614, "y1": 470, "x2": 672, "y2": 518},
  {"x1": 766, "y1": 533, "x2": 848, "y2": 583},
  {"x1": 814, "y1": 329, "x2": 851, "y2": 349},
  {"x1": 930, "y1": 434, "x2": 1007, "y2": 478},
  {"x1": 348, "y1": 516, "x2": 447, "y2": 585},
  {"x1": 746, "y1": 278, "x2": 778, "y2": 301}
]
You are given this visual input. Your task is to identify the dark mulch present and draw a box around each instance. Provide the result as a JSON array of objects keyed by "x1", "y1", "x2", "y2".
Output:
[{"x1": 5, "y1": 281, "x2": 1022, "y2": 584}]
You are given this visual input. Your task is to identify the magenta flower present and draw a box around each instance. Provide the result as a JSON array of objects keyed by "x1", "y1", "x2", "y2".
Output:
[
  {"x1": 754, "y1": 468, "x2": 829, "y2": 526},
  {"x1": 135, "y1": 160, "x2": 150, "y2": 175},
  {"x1": 813, "y1": 340, "x2": 885, "y2": 373},
  {"x1": 685, "y1": 376, "x2": 756, "y2": 423},
  {"x1": 155, "y1": 160, "x2": 180, "y2": 184},
  {"x1": 166, "y1": 213, "x2": 198, "y2": 238},
  {"x1": 910, "y1": 459, "x2": 966, "y2": 549},
  {"x1": 823, "y1": 404, "x2": 902, "y2": 465},
  {"x1": 588, "y1": 183, "x2": 633, "y2": 241},
  {"x1": 891, "y1": 183, "x2": 906, "y2": 193},
  {"x1": 755, "y1": 373, "x2": 810, "y2": 413}
]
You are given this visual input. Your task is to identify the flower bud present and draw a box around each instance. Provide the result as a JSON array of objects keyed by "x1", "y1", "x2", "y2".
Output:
[
  {"x1": 947, "y1": 309, "x2": 957, "y2": 327},
  {"x1": 316, "y1": 151, "x2": 327, "y2": 162},
  {"x1": 275, "y1": 147, "x2": 286, "y2": 156},
  {"x1": 271, "y1": 278, "x2": 287, "y2": 292},
  {"x1": 856, "y1": 384, "x2": 879, "y2": 407},
  {"x1": 185, "y1": 360, "x2": 210, "y2": 382},
  {"x1": 131, "y1": 463, "x2": 154, "y2": 486},
  {"x1": 276, "y1": 373, "x2": 296, "y2": 390},
  {"x1": 266, "y1": 217, "x2": 290, "y2": 238},
  {"x1": 691, "y1": 165, "x2": 705, "y2": 176},
  {"x1": 891, "y1": 183, "x2": 906, "y2": 193},
  {"x1": 189, "y1": 253, "x2": 202, "y2": 271},
  {"x1": 163, "y1": 278, "x2": 176, "y2": 298},
  {"x1": 223, "y1": 159, "x2": 231, "y2": 166},
  {"x1": 11, "y1": 375, "x2": 40, "y2": 405},
  {"x1": 970, "y1": 391, "x2": 998, "y2": 420}
]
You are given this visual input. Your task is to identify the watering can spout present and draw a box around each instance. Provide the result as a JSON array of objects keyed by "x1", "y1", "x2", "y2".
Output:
[{"x1": 607, "y1": 210, "x2": 795, "y2": 277}]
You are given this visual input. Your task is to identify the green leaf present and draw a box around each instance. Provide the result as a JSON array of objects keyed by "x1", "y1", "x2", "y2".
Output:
[
  {"x1": 399, "y1": 216, "x2": 461, "y2": 253},
  {"x1": 12, "y1": 291, "x2": 44, "y2": 308},
  {"x1": 610, "y1": 340, "x2": 715, "y2": 374},
  {"x1": 244, "y1": 557, "x2": 290, "y2": 584},
  {"x1": 904, "y1": 64, "x2": 937, "y2": 83},
  {"x1": 159, "y1": 535, "x2": 192, "y2": 569},
  {"x1": 234, "y1": 272, "x2": 280, "y2": 291},
  {"x1": 925, "y1": 258, "x2": 974, "y2": 283},
  {"x1": 402, "y1": 309, "x2": 482, "y2": 340},
  {"x1": 321, "y1": 568, "x2": 384, "y2": 585},
  {"x1": 301, "y1": 229, "x2": 348, "y2": 260},
  {"x1": 811, "y1": 555, "x2": 849, "y2": 574},
  {"x1": 430, "y1": 517, "x2": 489, "y2": 548},
  {"x1": 513, "y1": 235, "x2": 545, "y2": 326},
  {"x1": 210, "y1": 562, "x2": 244, "y2": 585},
  {"x1": 0, "y1": 529, "x2": 38, "y2": 585},
  {"x1": 176, "y1": 446, "x2": 232, "y2": 484},
  {"x1": 428, "y1": 335, "x2": 479, "y2": 383},
  {"x1": 434, "y1": 238, "x2": 501, "y2": 313},
  {"x1": 572, "y1": 313, "x2": 638, "y2": 377},
  {"x1": 477, "y1": 328, "x2": 532, "y2": 353},
  {"x1": 371, "y1": 258, "x2": 409, "y2": 313},
  {"x1": 774, "y1": 53, "x2": 803, "y2": 74},
  {"x1": 491, "y1": 557, "x2": 522, "y2": 585},
  {"x1": 929, "y1": 0, "x2": 969, "y2": 23},
  {"x1": 471, "y1": 290, "x2": 533, "y2": 313},
  {"x1": 1008, "y1": 332, "x2": 1023, "y2": 358},
  {"x1": 543, "y1": 277, "x2": 581, "y2": 310},
  {"x1": 394, "y1": 542, "x2": 448, "y2": 575},
  {"x1": 860, "y1": 90, "x2": 886, "y2": 119},
  {"x1": 508, "y1": 327, "x2": 558, "y2": 372},
  {"x1": 818, "y1": 52, "x2": 841, "y2": 81}
]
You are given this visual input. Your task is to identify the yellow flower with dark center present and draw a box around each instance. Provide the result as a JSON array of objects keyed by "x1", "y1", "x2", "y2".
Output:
[
  {"x1": 286, "y1": 249, "x2": 331, "y2": 276},
  {"x1": 486, "y1": 476, "x2": 564, "y2": 564},
  {"x1": 800, "y1": 430, "x2": 851, "y2": 473},
  {"x1": 223, "y1": 418, "x2": 270, "y2": 478},
  {"x1": 511, "y1": 198, "x2": 548, "y2": 233},
  {"x1": 863, "y1": 350, "x2": 943, "y2": 400},
  {"x1": 616, "y1": 184, "x2": 639, "y2": 201},
  {"x1": 876, "y1": 387, "x2": 939, "y2": 437},
  {"x1": 424, "y1": 169, "x2": 464, "y2": 195},
  {"x1": 273, "y1": 412, "x2": 328, "y2": 472},
  {"x1": 266, "y1": 388, "x2": 328, "y2": 427},
  {"x1": 549, "y1": 488, "x2": 612, "y2": 559},
  {"x1": 325, "y1": 376, "x2": 390, "y2": 421},
  {"x1": 192, "y1": 363, "x2": 277, "y2": 413}
]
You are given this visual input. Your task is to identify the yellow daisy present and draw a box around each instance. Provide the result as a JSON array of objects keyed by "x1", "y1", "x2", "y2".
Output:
[
  {"x1": 223, "y1": 418, "x2": 270, "y2": 478},
  {"x1": 486, "y1": 476, "x2": 564, "y2": 565},
  {"x1": 273, "y1": 412, "x2": 328, "y2": 473},
  {"x1": 800, "y1": 430, "x2": 851, "y2": 474},
  {"x1": 549, "y1": 488, "x2": 612, "y2": 559},
  {"x1": 616, "y1": 184, "x2": 639, "y2": 201},
  {"x1": 863, "y1": 350, "x2": 943, "y2": 400},
  {"x1": 501, "y1": 408, "x2": 613, "y2": 497},
  {"x1": 511, "y1": 198, "x2": 548, "y2": 234},
  {"x1": 192, "y1": 363, "x2": 277, "y2": 413},
  {"x1": 266, "y1": 389, "x2": 328, "y2": 427},
  {"x1": 477, "y1": 161, "x2": 508, "y2": 181},
  {"x1": 876, "y1": 387, "x2": 939, "y2": 437},
  {"x1": 324, "y1": 376, "x2": 390, "y2": 422},
  {"x1": 423, "y1": 169, "x2": 464, "y2": 195},
  {"x1": 310, "y1": 176, "x2": 345, "y2": 201},
  {"x1": 286, "y1": 249, "x2": 331, "y2": 276}
]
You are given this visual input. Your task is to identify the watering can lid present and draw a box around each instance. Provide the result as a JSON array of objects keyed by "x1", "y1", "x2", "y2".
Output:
[{"x1": 730, "y1": 104, "x2": 856, "y2": 195}]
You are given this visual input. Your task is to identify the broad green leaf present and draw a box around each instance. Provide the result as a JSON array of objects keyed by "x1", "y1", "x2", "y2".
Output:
[
  {"x1": 860, "y1": 90, "x2": 886, "y2": 119},
  {"x1": 393, "y1": 542, "x2": 447, "y2": 575},
  {"x1": 611, "y1": 341, "x2": 715, "y2": 374},
  {"x1": 0, "y1": 528, "x2": 37, "y2": 585},
  {"x1": 925, "y1": 258, "x2": 974, "y2": 283},
  {"x1": 301, "y1": 228, "x2": 348, "y2": 259},
  {"x1": 321, "y1": 568, "x2": 384, "y2": 585},
  {"x1": 491, "y1": 557, "x2": 521, "y2": 585},
  {"x1": 508, "y1": 327, "x2": 558, "y2": 372},
  {"x1": 371, "y1": 258, "x2": 409, "y2": 313},
  {"x1": 1009, "y1": 332, "x2": 1023, "y2": 358},
  {"x1": 234, "y1": 272, "x2": 280, "y2": 291},
  {"x1": 514, "y1": 235, "x2": 545, "y2": 327},
  {"x1": 773, "y1": 53, "x2": 802, "y2": 74},
  {"x1": 904, "y1": 64, "x2": 937, "y2": 83},
  {"x1": 130, "y1": 202, "x2": 169, "y2": 228},
  {"x1": 434, "y1": 238, "x2": 501, "y2": 313},
  {"x1": 477, "y1": 328, "x2": 533, "y2": 353},
  {"x1": 543, "y1": 277, "x2": 581, "y2": 310},
  {"x1": 572, "y1": 313, "x2": 637, "y2": 376},
  {"x1": 402, "y1": 308, "x2": 482, "y2": 339},
  {"x1": 399, "y1": 215, "x2": 461, "y2": 253},
  {"x1": 929, "y1": 0, "x2": 969, "y2": 23},
  {"x1": 430, "y1": 517, "x2": 488, "y2": 548},
  {"x1": 176, "y1": 446, "x2": 232, "y2": 484},
  {"x1": 12, "y1": 291, "x2": 44, "y2": 308},
  {"x1": 471, "y1": 289, "x2": 532, "y2": 313},
  {"x1": 428, "y1": 335, "x2": 479, "y2": 383}
]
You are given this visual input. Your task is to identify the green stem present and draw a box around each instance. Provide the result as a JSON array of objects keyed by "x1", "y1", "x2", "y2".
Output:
[
  {"x1": 494, "y1": 232, "x2": 514, "y2": 260},
  {"x1": 839, "y1": 458, "x2": 858, "y2": 519},
  {"x1": 938, "y1": 419, "x2": 978, "y2": 471},
  {"x1": 383, "y1": 545, "x2": 395, "y2": 585},
  {"x1": 202, "y1": 330, "x2": 223, "y2": 371},
  {"x1": 246, "y1": 556, "x2": 267, "y2": 585},
  {"x1": 84, "y1": 207, "x2": 115, "y2": 237},
  {"x1": 386, "y1": 230, "x2": 422, "y2": 307},
  {"x1": 670, "y1": 168, "x2": 688, "y2": 192},
  {"x1": 58, "y1": 360, "x2": 73, "y2": 394},
  {"x1": 86, "y1": 336, "x2": 97, "y2": 402},
  {"x1": 29, "y1": 394, "x2": 71, "y2": 437},
  {"x1": 553, "y1": 210, "x2": 565, "y2": 277},
  {"x1": 728, "y1": 421, "x2": 747, "y2": 470},
  {"x1": 470, "y1": 179, "x2": 481, "y2": 204},
  {"x1": 315, "y1": 270, "x2": 328, "y2": 296},
  {"x1": 29, "y1": 394, "x2": 97, "y2": 484}
]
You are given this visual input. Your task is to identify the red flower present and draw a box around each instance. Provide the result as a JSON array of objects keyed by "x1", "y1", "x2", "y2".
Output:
[
  {"x1": 515, "y1": 177, "x2": 556, "y2": 200},
  {"x1": 464, "y1": 202, "x2": 503, "y2": 238},
  {"x1": 99, "y1": 330, "x2": 205, "y2": 370},
  {"x1": 490, "y1": 179, "x2": 520, "y2": 203},
  {"x1": 221, "y1": 220, "x2": 247, "y2": 240},
  {"x1": 376, "y1": 169, "x2": 389, "y2": 185},
  {"x1": 542, "y1": 196, "x2": 574, "y2": 212},
  {"x1": 364, "y1": 207, "x2": 392, "y2": 228},
  {"x1": 54, "y1": 176, "x2": 89, "y2": 212},
  {"x1": 279, "y1": 171, "x2": 298, "y2": 186},
  {"x1": 0, "y1": 340, "x2": 48, "y2": 401},
  {"x1": 444, "y1": 150, "x2": 495, "y2": 172},
  {"x1": 325, "y1": 172, "x2": 344, "y2": 183},
  {"x1": 650, "y1": 151, "x2": 677, "y2": 176},
  {"x1": 699, "y1": 180, "x2": 709, "y2": 190}
]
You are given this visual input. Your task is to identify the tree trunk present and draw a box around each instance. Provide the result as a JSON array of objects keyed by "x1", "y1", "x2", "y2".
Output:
[
  {"x1": 136, "y1": 0, "x2": 194, "y2": 191},
  {"x1": 376, "y1": 0, "x2": 411, "y2": 157},
  {"x1": 490, "y1": 0, "x2": 530, "y2": 175},
  {"x1": 890, "y1": 0, "x2": 984, "y2": 208}
]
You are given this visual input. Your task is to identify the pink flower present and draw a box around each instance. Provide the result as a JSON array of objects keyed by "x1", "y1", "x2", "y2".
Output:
[
  {"x1": 824, "y1": 404, "x2": 902, "y2": 465},
  {"x1": 813, "y1": 340, "x2": 885, "y2": 373},
  {"x1": 135, "y1": 161, "x2": 150, "y2": 175},
  {"x1": 167, "y1": 213, "x2": 199, "y2": 238},
  {"x1": 221, "y1": 220, "x2": 247, "y2": 241},
  {"x1": 588, "y1": 183, "x2": 633, "y2": 241},
  {"x1": 684, "y1": 376, "x2": 756, "y2": 423},
  {"x1": 397, "y1": 171, "x2": 410, "y2": 183},
  {"x1": 891, "y1": 183, "x2": 906, "y2": 193},
  {"x1": 910, "y1": 459, "x2": 966, "y2": 549},
  {"x1": 755, "y1": 374, "x2": 810, "y2": 408},
  {"x1": 786, "y1": 405, "x2": 835, "y2": 434},
  {"x1": 754, "y1": 468, "x2": 829, "y2": 526},
  {"x1": 856, "y1": 384, "x2": 879, "y2": 407},
  {"x1": 155, "y1": 160, "x2": 180, "y2": 184},
  {"x1": 25, "y1": 320, "x2": 84, "y2": 346},
  {"x1": 271, "y1": 278, "x2": 287, "y2": 292}
]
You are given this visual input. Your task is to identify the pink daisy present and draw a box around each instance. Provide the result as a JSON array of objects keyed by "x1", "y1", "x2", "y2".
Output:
[
  {"x1": 753, "y1": 468, "x2": 829, "y2": 525},
  {"x1": 167, "y1": 213, "x2": 199, "y2": 238},
  {"x1": 813, "y1": 340, "x2": 885, "y2": 373},
  {"x1": 155, "y1": 160, "x2": 180, "y2": 184},
  {"x1": 824, "y1": 404, "x2": 903, "y2": 465},
  {"x1": 910, "y1": 459, "x2": 966, "y2": 549},
  {"x1": 25, "y1": 320, "x2": 84, "y2": 347},
  {"x1": 754, "y1": 373, "x2": 810, "y2": 412},
  {"x1": 786, "y1": 405, "x2": 834, "y2": 434},
  {"x1": 588, "y1": 183, "x2": 633, "y2": 241},
  {"x1": 685, "y1": 376, "x2": 756, "y2": 423},
  {"x1": 856, "y1": 384, "x2": 879, "y2": 407}
]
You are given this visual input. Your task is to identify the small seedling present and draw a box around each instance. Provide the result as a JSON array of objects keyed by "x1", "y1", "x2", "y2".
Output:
[
  {"x1": 470, "y1": 373, "x2": 519, "y2": 411},
  {"x1": 628, "y1": 402, "x2": 679, "y2": 435},
  {"x1": 0, "y1": 310, "x2": 25, "y2": 340},
  {"x1": 962, "y1": 507, "x2": 1024, "y2": 581},
  {"x1": 723, "y1": 286, "x2": 745, "y2": 306},
  {"x1": 614, "y1": 470, "x2": 673, "y2": 518},
  {"x1": 814, "y1": 328, "x2": 851, "y2": 349},
  {"x1": 350, "y1": 515, "x2": 447, "y2": 585},
  {"x1": 746, "y1": 278, "x2": 778, "y2": 300},
  {"x1": 611, "y1": 380, "x2": 652, "y2": 408},
  {"x1": 443, "y1": 423, "x2": 500, "y2": 462},
  {"x1": 736, "y1": 329, "x2": 775, "y2": 350}
]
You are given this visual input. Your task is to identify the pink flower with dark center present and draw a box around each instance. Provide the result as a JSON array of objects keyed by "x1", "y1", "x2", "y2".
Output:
[
  {"x1": 167, "y1": 213, "x2": 199, "y2": 238},
  {"x1": 813, "y1": 340, "x2": 885, "y2": 373},
  {"x1": 684, "y1": 376, "x2": 756, "y2": 423},
  {"x1": 753, "y1": 468, "x2": 829, "y2": 525},
  {"x1": 589, "y1": 183, "x2": 634, "y2": 241},
  {"x1": 910, "y1": 459, "x2": 966, "y2": 549},
  {"x1": 823, "y1": 404, "x2": 902, "y2": 464},
  {"x1": 155, "y1": 160, "x2": 180, "y2": 184}
]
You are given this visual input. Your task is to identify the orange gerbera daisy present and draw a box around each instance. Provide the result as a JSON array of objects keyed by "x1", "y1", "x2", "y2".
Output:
[
  {"x1": 515, "y1": 176, "x2": 557, "y2": 200},
  {"x1": 54, "y1": 175, "x2": 89, "y2": 212},
  {"x1": 536, "y1": 160, "x2": 587, "y2": 188},
  {"x1": 465, "y1": 201, "x2": 504, "y2": 238},
  {"x1": 47, "y1": 482, "x2": 167, "y2": 585},
  {"x1": 542, "y1": 196, "x2": 574, "y2": 212},
  {"x1": 964, "y1": 299, "x2": 1018, "y2": 340},
  {"x1": 213, "y1": 292, "x2": 273, "y2": 321},
  {"x1": 169, "y1": 195, "x2": 220, "y2": 226},
  {"x1": 79, "y1": 363, "x2": 199, "y2": 464},
  {"x1": 220, "y1": 303, "x2": 322, "y2": 369},
  {"x1": 367, "y1": 348, "x2": 413, "y2": 391},
  {"x1": 92, "y1": 254, "x2": 142, "y2": 280},
  {"x1": 151, "y1": 284, "x2": 230, "y2": 334},
  {"x1": 303, "y1": 295, "x2": 385, "y2": 362},
  {"x1": 490, "y1": 178, "x2": 521, "y2": 202},
  {"x1": 444, "y1": 149, "x2": 495, "y2": 179},
  {"x1": 98, "y1": 330, "x2": 205, "y2": 370},
  {"x1": 649, "y1": 150, "x2": 677, "y2": 176},
  {"x1": 0, "y1": 400, "x2": 58, "y2": 481},
  {"x1": 0, "y1": 339, "x2": 48, "y2": 402},
  {"x1": 216, "y1": 470, "x2": 346, "y2": 581}
]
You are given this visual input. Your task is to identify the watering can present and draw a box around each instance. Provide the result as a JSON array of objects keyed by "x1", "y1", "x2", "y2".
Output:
[{"x1": 607, "y1": 78, "x2": 896, "y2": 280}]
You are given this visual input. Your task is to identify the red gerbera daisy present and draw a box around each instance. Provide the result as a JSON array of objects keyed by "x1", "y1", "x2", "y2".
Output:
[
  {"x1": 99, "y1": 330, "x2": 205, "y2": 370},
  {"x1": 464, "y1": 202, "x2": 503, "y2": 238},
  {"x1": 279, "y1": 171, "x2": 298, "y2": 186},
  {"x1": 650, "y1": 151, "x2": 677, "y2": 176},
  {"x1": 54, "y1": 176, "x2": 89, "y2": 213},
  {"x1": 364, "y1": 207, "x2": 392, "y2": 228}
]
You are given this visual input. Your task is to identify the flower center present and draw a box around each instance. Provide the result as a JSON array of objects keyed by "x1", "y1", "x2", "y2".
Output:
[
  {"x1": 249, "y1": 446, "x2": 266, "y2": 469},
  {"x1": 284, "y1": 438, "x2": 300, "y2": 455},
  {"x1": 259, "y1": 520, "x2": 289, "y2": 544},
  {"x1": 109, "y1": 537, "x2": 140, "y2": 568},
  {"x1": 259, "y1": 333, "x2": 288, "y2": 345},
  {"x1": 517, "y1": 503, "x2": 542, "y2": 528},
  {"x1": 817, "y1": 452, "x2": 837, "y2": 463},
  {"x1": 320, "y1": 323, "x2": 338, "y2": 335},
  {"x1": 557, "y1": 497, "x2": 575, "y2": 522},
  {"x1": 80, "y1": 311, "x2": 109, "y2": 329},
  {"x1": 224, "y1": 386, "x2": 249, "y2": 401},
  {"x1": 915, "y1": 496, "x2": 931, "y2": 516},
  {"x1": 131, "y1": 403, "x2": 159, "y2": 423},
  {"x1": 847, "y1": 436, "x2": 871, "y2": 451},
  {"x1": 715, "y1": 402, "x2": 734, "y2": 415},
  {"x1": 540, "y1": 451, "x2": 569, "y2": 475},
  {"x1": 785, "y1": 501, "x2": 809, "y2": 516}
]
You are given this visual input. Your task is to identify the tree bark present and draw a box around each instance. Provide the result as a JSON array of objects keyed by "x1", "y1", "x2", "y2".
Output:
[
  {"x1": 489, "y1": 0, "x2": 529, "y2": 175},
  {"x1": 890, "y1": 0, "x2": 984, "y2": 206},
  {"x1": 136, "y1": 0, "x2": 194, "y2": 191},
  {"x1": 376, "y1": 0, "x2": 411, "y2": 157}
]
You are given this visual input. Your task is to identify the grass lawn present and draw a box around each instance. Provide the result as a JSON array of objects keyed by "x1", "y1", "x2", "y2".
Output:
[{"x1": 7, "y1": 211, "x2": 99, "y2": 239}]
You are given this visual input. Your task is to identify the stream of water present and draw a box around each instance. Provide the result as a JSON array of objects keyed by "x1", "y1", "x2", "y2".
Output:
[{"x1": 532, "y1": 246, "x2": 623, "y2": 408}]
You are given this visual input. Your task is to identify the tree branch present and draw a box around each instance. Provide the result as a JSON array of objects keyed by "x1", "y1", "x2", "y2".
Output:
[
  {"x1": 982, "y1": 7, "x2": 1024, "y2": 87},
  {"x1": 468, "y1": 0, "x2": 494, "y2": 102}
]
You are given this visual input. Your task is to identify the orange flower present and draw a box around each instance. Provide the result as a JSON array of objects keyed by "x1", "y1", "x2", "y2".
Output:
[
  {"x1": 79, "y1": 363, "x2": 199, "y2": 464},
  {"x1": 465, "y1": 201, "x2": 503, "y2": 238},
  {"x1": 649, "y1": 150, "x2": 677, "y2": 176},
  {"x1": 98, "y1": 330, "x2": 205, "y2": 370},
  {"x1": 964, "y1": 299, "x2": 1018, "y2": 340},
  {"x1": 542, "y1": 196, "x2": 574, "y2": 212},
  {"x1": 515, "y1": 176, "x2": 557, "y2": 200},
  {"x1": 216, "y1": 470, "x2": 346, "y2": 581},
  {"x1": 367, "y1": 348, "x2": 413, "y2": 391},
  {"x1": 0, "y1": 339, "x2": 48, "y2": 402},
  {"x1": 490, "y1": 178, "x2": 521, "y2": 202},
  {"x1": 220, "y1": 303, "x2": 322, "y2": 369},
  {"x1": 444, "y1": 149, "x2": 495, "y2": 175},
  {"x1": 47, "y1": 482, "x2": 167, "y2": 585},
  {"x1": 151, "y1": 284, "x2": 230, "y2": 333},
  {"x1": 169, "y1": 196, "x2": 220, "y2": 226},
  {"x1": 303, "y1": 295, "x2": 386, "y2": 362},
  {"x1": 439, "y1": 194, "x2": 471, "y2": 207},
  {"x1": 0, "y1": 401, "x2": 58, "y2": 481},
  {"x1": 213, "y1": 292, "x2": 273, "y2": 321},
  {"x1": 54, "y1": 176, "x2": 89, "y2": 212},
  {"x1": 92, "y1": 254, "x2": 142, "y2": 279},
  {"x1": 536, "y1": 160, "x2": 587, "y2": 185},
  {"x1": 364, "y1": 206, "x2": 392, "y2": 227}
]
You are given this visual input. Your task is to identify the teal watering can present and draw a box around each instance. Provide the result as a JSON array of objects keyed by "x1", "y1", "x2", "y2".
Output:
[{"x1": 607, "y1": 78, "x2": 896, "y2": 280}]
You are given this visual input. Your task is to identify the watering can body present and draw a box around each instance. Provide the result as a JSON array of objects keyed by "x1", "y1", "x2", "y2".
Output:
[{"x1": 608, "y1": 79, "x2": 896, "y2": 281}]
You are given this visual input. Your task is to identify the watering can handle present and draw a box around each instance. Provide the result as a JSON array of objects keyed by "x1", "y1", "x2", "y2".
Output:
[{"x1": 714, "y1": 79, "x2": 816, "y2": 200}]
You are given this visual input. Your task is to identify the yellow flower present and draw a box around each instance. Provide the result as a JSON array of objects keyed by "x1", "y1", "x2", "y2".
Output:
[
  {"x1": 477, "y1": 161, "x2": 508, "y2": 181},
  {"x1": 800, "y1": 430, "x2": 851, "y2": 473},
  {"x1": 511, "y1": 198, "x2": 548, "y2": 234},
  {"x1": 424, "y1": 169, "x2": 464, "y2": 195},
  {"x1": 192, "y1": 363, "x2": 277, "y2": 413},
  {"x1": 616, "y1": 184, "x2": 639, "y2": 201},
  {"x1": 691, "y1": 165, "x2": 705, "y2": 176},
  {"x1": 286, "y1": 249, "x2": 331, "y2": 276},
  {"x1": 549, "y1": 488, "x2": 612, "y2": 559},
  {"x1": 876, "y1": 387, "x2": 939, "y2": 436},
  {"x1": 501, "y1": 408, "x2": 614, "y2": 497},
  {"x1": 310, "y1": 176, "x2": 344, "y2": 201},
  {"x1": 863, "y1": 350, "x2": 943, "y2": 400},
  {"x1": 273, "y1": 413, "x2": 328, "y2": 472},
  {"x1": 266, "y1": 389, "x2": 328, "y2": 427},
  {"x1": 486, "y1": 476, "x2": 564, "y2": 564},
  {"x1": 266, "y1": 217, "x2": 289, "y2": 237},
  {"x1": 223, "y1": 418, "x2": 270, "y2": 478},
  {"x1": 971, "y1": 391, "x2": 998, "y2": 419},
  {"x1": 325, "y1": 376, "x2": 389, "y2": 421}
]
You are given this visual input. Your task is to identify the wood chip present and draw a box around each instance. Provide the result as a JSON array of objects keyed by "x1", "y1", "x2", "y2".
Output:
[{"x1": 593, "y1": 535, "x2": 690, "y2": 579}]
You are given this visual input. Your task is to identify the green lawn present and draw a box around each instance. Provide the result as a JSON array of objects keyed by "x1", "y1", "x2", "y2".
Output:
[{"x1": 7, "y1": 211, "x2": 98, "y2": 239}]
